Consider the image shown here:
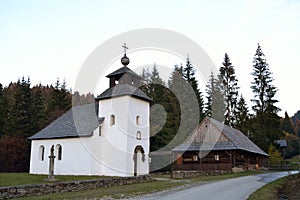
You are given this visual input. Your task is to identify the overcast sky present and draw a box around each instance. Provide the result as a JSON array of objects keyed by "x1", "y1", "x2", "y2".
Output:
[{"x1": 0, "y1": 0, "x2": 299, "y2": 117}]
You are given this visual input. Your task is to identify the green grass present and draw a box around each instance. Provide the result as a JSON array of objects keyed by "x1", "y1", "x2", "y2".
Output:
[
  {"x1": 248, "y1": 176, "x2": 287, "y2": 200},
  {"x1": 248, "y1": 173, "x2": 300, "y2": 200},
  {"x1": 0, "y1": 173, "x2": 110, "y2": 187},
  {"x1": 16, "y1": 179, "x2": 182, "y2": 200},
  {"x1": 6, "y1": 171, "x2": 266, "y2": 200}
]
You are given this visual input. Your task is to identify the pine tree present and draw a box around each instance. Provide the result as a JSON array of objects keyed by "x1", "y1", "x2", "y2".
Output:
[
  {"x1": 140, "y1": 65, "x2": 176, "y2": 151},
  {"x1": 6, "y1": 77, "x2": 33, "y2": 138},
  {"x1": 168, "y1": 64, "x2": 199, "y2": 148},
  {"x1": 48, "y1": 78, "x2": 71, "y2": 121},
  {"x1": 218, "y1": 53, "x2": 239, "y2": 126},
  {"x1": 183, "y1": 56, "x2": 205, "y2": 120},
  {"x1": 31, "y1": 84, "x2": 48, "y2": 132},
  {"x1": 234, "y1": 95, "x2": 250, "y2": 134},
  {"x1": 251, "y1": 44, "x2": 279, "y2": 114},
  {"x1": 205, "y1": 72, "x2": 225, "y2": 121},
  {"x1": 250, "y1": 44, "x2": 283, "y2": 152},
  {"x1": 59, "y1": 79, "x2": 71, "y2": 110}
]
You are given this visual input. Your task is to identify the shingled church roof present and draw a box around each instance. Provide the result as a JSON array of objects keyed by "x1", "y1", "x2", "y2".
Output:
[
  {"x1": 95, "y1": 84, "x2": 152, "y2": 102},
  {"x1": 28, "y1": 104, "x2": 103, "y2": 140},
  {"x1": 172, "y1": 117, "x2": 268, "y2": 157},
  {"x1": 106, "y1": 66, "x2": 141, "y2": 79}
]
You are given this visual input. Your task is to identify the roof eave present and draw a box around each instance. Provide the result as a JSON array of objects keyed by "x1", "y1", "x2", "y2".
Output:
[
  {"x1": 96, "y1": 93, "x2": 152, "y2": 102},
  {"x1": 28, "y1": 133, "x2": 93, "y2": 141}
]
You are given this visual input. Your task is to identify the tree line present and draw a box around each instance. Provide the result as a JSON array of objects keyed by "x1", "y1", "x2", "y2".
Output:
[
  {"x1": 141, "y1": 44, "x2": 300, "y2": 159},
  {"x1": 0, "y1": 78, "x2": 94, "y2": 172},
  {"x1": 0, "y1": 43, "x2": 299, "y2": 172}
]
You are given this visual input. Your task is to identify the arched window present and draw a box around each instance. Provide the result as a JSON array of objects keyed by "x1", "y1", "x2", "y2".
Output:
[
  {"x1": 56, "y1": 144, "x2": 62, "y2": 161},
  {"x1": 110, "y1": 114, "x2": 115, "y2": 126},
  {"x1": 136, "y1": 115, "x2": 140, "y2": 125},
  {"x1": 39, "y1": 145, "x2": 45, "y2": 161},
  {"x1": 136, "y1": 131, "x2": 141, "y2": 140}
]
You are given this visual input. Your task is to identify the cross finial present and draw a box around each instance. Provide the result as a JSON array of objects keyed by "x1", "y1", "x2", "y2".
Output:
[{"x1": 122, "y1": 43, "x2": 128, "y2": 55}]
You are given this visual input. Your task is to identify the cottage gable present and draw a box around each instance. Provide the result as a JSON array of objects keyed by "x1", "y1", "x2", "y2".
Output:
[
  {"x1": 185, "y1": 117, "x2": 229, "y2": 144},
  {"x1": 173, "y1": 117, "x2": 268, "y2": 157},
  {"x1": 172, "y1": 117, "x2": 268, "y2": 172}
]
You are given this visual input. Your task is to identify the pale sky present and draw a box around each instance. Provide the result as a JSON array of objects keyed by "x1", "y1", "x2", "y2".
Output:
[{"x1": 0, "y1": 0, "x2": 299, "y2": 117}]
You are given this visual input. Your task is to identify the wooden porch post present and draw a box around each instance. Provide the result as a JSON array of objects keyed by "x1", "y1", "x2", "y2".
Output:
[{"x1": 171, "y1": 152, "x2": 174, "y2": 178}]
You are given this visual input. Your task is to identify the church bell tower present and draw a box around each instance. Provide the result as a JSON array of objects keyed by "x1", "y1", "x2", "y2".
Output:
[{"x1": 95, "y1": 44, "x2": 152, "y2": 176}]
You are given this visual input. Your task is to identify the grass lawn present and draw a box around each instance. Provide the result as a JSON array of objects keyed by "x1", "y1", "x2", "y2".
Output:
[
  {"x1": 4, "y1": 171, "x2": 264, "y2": 200},
  {"x1": 0, "y1": 173, "x2": 110, "y2": 187},
  {"x1": 248, "y1": 172, "x2": 300, "y2": 200},
  {"x1": 248, "y1": 176, "x2": 287, "y2": 200},
  {"x1": 16, "y1": 179, "x2": 182, "y2": 200}
]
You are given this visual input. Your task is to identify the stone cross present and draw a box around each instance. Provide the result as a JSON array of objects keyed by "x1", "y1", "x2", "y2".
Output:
[{"x1": 48, "y1": 145, "x2": 56, "y2": 180}]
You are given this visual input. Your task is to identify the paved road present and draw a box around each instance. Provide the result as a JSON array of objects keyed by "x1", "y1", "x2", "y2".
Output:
[{"x1": 140, "y1": 171, "x2": 299, "y2": 200}]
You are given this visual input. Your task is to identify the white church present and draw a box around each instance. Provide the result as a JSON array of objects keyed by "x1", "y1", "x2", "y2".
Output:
[{"x1": 28, "y1": 47, "x2": 152, "y2": 177}]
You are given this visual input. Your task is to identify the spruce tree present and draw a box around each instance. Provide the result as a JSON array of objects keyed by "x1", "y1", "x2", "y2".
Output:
[
  {"x1": 168, "y1": 64, "x2": 199, "y2": 148},
  {"x1": 250, "y1": 44, "x2": 282, "y2": 152},
  {"x1": 59, "y1": 79, "x2": 71, "y2": 110},
  {"x1": 234, "y1": 95, "x2": 250, "y2": 134},
  {"x1": 251, "y1": 44, "x2": 279, "y2": 113},
  {"x1": 205, "y1": 72, "x2": 225, "y2": 121},
  {"x1": 32, "y1": 84, "x2": 48, "y2": 132},
  {"x1": 6, "y1": 77, "x2": 33, "y2": 138},
  {"x1": 48, "y1": 78, "x2": 71, "y2": 121},
  {"x1": 140, "y1": 65, "x2": 175, "y2": 151},
  {"x1": 218, "y1": 53, "x2": 239, "y2": 126},
  {"x1": 183, "y1": 56, "x2": 205, "y2": 120}
]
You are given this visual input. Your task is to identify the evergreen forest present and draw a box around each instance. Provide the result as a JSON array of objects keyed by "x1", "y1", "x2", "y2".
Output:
[{"x1": 0, "y1": 44, "x2": 299, "y2": 172}]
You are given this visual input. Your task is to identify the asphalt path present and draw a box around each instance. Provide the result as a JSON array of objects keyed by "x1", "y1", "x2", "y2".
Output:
[{"x1": 139, "y1": 171, "x2": 299, "y2": 200}]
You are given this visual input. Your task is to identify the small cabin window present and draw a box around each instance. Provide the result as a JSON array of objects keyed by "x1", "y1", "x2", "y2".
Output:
[
  {"x1": 214, "y1": 155, "x2": 219, "y2": 161},
  {"x1": 136, "y1": 115, "x2": 140, "y2": 125},
  {"x1": 56, "y1": 144, "x2": 62, "y2": 161},
  {"x1": 39, "y1": 145, "x2": 45, "y2": 161},
  {"x1": 136, "y1": 131, "x2": 141, "y2": 140},
  {"x1": 110, "y1": 114, "x2": 115, "y2": 126},
  {"x1": 193, "y1": 155, "x2": 198, "y2": 161}
]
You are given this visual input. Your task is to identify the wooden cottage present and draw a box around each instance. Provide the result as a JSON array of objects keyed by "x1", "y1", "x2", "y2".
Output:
[{"x1": 172, "y1": 117, "x2": 268, "y2": 171}]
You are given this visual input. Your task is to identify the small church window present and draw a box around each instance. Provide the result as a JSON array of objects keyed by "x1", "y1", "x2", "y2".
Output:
[
  {"x1": 56, "y1": 144, "x2": 62, "y2": 161},
  {"x1": 39, "y1": 145, "x2": 45, "y2": 161},
  {"x1": 136, "y1": 131, "x2": 141, "y2": 140},
  {"x1": 110, "y1": 114, "x2": 115, "y2": 126},
  {"x1": 99, "y1": 126, "x2": 102, "y2": 136},
  {"x1": 136, "y1": 115, "x2": 140, "y2": 125}
]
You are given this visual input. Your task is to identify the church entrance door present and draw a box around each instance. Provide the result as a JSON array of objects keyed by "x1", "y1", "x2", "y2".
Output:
[{"x1": 133, "y1": 145, "x2": 145, "y2": 176}]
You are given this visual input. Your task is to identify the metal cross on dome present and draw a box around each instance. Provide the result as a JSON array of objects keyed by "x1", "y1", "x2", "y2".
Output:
[{"x1": 122, "y1": 43, "x2": 128, "y2": 55}]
